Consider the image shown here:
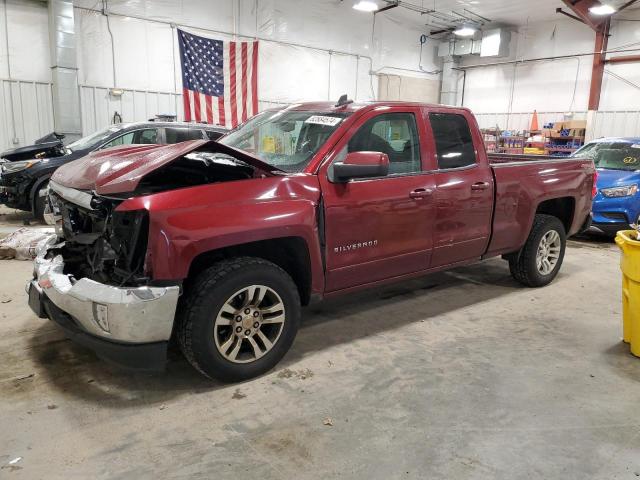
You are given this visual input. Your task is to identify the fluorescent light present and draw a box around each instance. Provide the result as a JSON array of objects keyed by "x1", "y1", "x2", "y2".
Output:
[
  {"x1": 353, "y1": 1, "x2": 379, "y2": 12},
  {"x1": 453, "y1": 24, "x2": 477, "y2": 37},
  {"x1": 589, "y1": 3, "x2": 616, "y2": 15}
]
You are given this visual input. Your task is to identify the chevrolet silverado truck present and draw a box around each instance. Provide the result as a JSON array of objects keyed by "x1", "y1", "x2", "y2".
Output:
[{"x1": 28, "y1": 101, "x2": 596, "y2": 382}]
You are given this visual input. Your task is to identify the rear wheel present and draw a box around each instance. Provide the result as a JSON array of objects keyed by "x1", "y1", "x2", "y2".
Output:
[
  {"x1": 509, "y1": 214, "x2": 566, "y2": 287},
  {"x1": 177, "y1": 257, "x2": 301, "y2": 382}
]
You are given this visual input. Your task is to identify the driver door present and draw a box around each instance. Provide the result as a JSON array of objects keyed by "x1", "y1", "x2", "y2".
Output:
[{"x1": 319, "y1": 108, "x2": 437, "y2": 292}]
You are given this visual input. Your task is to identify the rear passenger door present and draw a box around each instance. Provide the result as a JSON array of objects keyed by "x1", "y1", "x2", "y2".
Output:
[{"x1": 427, "y1": 111, "x2": 494, "y2": 267}]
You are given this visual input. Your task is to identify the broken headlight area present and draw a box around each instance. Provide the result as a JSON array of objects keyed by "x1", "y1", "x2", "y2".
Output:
[{"x1": 47, "y1": 191, "x2": 150, "y2": 287}]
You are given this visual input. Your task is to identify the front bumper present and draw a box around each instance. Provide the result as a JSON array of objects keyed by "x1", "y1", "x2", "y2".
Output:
[
  {"x1": 589, "y1": 222, "x2": 630, "y2": 237},
  {"x1": 29, "y1": 252, "x2": 180, "y2": 370}
]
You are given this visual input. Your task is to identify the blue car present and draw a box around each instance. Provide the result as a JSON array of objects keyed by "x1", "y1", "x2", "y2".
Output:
[{"x1": 572, "y1": 137, "x2": 640, "y2": 236}]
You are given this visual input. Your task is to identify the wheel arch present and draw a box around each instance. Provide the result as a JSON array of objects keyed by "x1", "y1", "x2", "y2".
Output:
[
  {"x1": 186, "y1": 236, "x2": 314, "y2": 305},
  {"x1": 534, "y1": 196, "x2": 576, "y2": 233},
  {"x1": 29, "y1": 174, "x2": 52, "y2": 213}
]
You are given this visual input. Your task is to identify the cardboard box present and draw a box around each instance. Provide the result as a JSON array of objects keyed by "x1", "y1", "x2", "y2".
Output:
[
  {"x1": 564, "y1": 120, "x2": 586, "y2": 129},
  {"x1": 553, "y1": 122, "x2": 565, "y2": 130},
  {"x1": 569, "y1": 128, "x2": 586, "y2": 138}
]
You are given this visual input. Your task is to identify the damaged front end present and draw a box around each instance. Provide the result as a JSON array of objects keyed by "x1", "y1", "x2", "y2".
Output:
[
  {"x1": 28, "y1": 181, "x2": 180, "y2": 370},
  {"x1": 28, "y1": 141, "x2": 281, "y2": 369},
  {"x1": 47, "y1": 182, "x2": 151, "y2": 287}
]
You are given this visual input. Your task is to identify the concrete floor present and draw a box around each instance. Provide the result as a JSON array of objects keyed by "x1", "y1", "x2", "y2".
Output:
[{"x1": 1, "y1": 206, "x2": 639, "y2": 479}]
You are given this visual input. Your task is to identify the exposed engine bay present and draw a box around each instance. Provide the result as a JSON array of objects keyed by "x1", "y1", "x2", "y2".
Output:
[{"x1": 47, "y1": 151, "x2": 259, "y2": 287}]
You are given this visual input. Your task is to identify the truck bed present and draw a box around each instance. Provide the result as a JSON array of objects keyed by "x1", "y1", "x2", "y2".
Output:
[
  {"x1": 485, "y1": 152, "x2": 594, "y2": 258},
  {"x1": 488, "y1": 152, "x2": 578, "y2": 165}
]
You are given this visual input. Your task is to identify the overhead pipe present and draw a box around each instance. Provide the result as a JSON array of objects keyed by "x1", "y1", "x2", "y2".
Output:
[
  {"x1": 606, "y1": 55, "x2": 640, "y2": 64},
  {"x1": 453, "y1": 47, "x2": 640, "y2": 70}
]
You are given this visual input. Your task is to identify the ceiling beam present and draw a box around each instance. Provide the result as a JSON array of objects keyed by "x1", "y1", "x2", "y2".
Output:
[
  {"x1": 555, "y1": 8, "x2": 586, "y2": 24},
  {"x1": 560, "y1": 0, "x2": 606, "y2": 32},
  {"x1": 617, "y1": 0, "x2": 639, "y2": 12}
]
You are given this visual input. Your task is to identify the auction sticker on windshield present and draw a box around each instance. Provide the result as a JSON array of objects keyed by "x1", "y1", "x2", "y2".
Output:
[{"x1": 305, "y1": 116, "x2": 343, "y2": 127}]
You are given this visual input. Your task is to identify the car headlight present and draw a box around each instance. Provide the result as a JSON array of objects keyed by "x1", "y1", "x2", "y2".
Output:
[
  {"x1": 0, "y1": 159, "x2": 42, "y2": 174},
  {"x1": 600, "y1": 184, "x2": 638, "y2": 198}
]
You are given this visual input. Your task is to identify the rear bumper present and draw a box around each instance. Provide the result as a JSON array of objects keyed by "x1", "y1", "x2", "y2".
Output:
[{"x1": 29, "y1": 252, "x2": 180, "y2": 370}]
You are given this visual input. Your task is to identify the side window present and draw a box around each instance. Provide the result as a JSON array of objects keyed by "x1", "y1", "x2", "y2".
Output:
[
  {"x1": 429, "y1": 113, "x2": 476, "y2": 169},
  {"x1": 347, "y1": 113, "x2": 421, "y2": 175},
  {"x1": 101, "y1": 129, "x2": 157, "y2": 149},
  {"x1": 165, "y1": 128, "x2": 204, "y2": 143},
  {"x1": 134, "y1": 128, "x2": 158, "y2": 144},
  {"x1": 101, "y1": 132, "x2": 134, "y2": 149}
]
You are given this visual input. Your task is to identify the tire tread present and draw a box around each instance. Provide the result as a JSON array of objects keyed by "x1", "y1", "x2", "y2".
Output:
[
  {"x1": 176, "y1": 256, "x2": 297, "y2": 380},
  {"x1": 509, "y1": 214, "x2": 566, "y2": 287}
]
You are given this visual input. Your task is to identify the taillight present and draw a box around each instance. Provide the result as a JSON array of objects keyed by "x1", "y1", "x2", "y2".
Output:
[{"x1": 592, "y1": 169, "x2": 598, "y2": 198}]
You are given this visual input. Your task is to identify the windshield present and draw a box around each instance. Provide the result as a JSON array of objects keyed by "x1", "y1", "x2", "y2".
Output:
[
  {"x1": 572, "y1": 141, "x2": 640, "y2": 171},
  {"x1": 219, "y1": 110, "x2": 350, "y2": 172},
  {"x1": 66, "y1": 125, "x2": 125, "y2": 152}
]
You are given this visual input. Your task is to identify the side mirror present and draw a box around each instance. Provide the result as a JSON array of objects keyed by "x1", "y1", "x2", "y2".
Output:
[{"x1": 332, "y1": 151, "x2": 390, "y2": 182}]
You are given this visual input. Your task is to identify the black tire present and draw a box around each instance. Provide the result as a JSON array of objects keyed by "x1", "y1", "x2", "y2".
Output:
[
  {"x1": 177, "y1": 257, "x2": 301, "y2": 382},
  {"x1": 509, "y1": 214, "x2": 567, "y2": 287},
  {"x1": 33, "y1": 182, "x2": 48, "y2": 222}
]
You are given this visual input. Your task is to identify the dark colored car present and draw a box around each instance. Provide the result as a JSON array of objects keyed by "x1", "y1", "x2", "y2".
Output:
[
  {"x1": 0, "y1": 121, "x2": 227, "y2": 219},
  {"x1": 1, "y1": 132, "x2": 66, "y2": 162}
]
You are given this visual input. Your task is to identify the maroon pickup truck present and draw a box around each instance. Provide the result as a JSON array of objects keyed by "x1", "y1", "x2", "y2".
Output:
[{"x1": 28, "y1": 101, "x2": 596, "y2": 381}]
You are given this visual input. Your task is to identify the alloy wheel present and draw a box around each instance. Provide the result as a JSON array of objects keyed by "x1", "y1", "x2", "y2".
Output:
[
  {"x1": 536, "y1": 230, "x2": 561, "y2": 275},
  {"x1": 213, "y1": 285, "x2": 286, "y2": 363}
]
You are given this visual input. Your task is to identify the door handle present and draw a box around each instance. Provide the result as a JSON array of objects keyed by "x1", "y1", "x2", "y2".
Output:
[
  {"x1": 409, "y1": 188, "x2": 433, "y2": 199},
  {"x1": 471, "y1": 182, "x2": 490, "y2": 191}
]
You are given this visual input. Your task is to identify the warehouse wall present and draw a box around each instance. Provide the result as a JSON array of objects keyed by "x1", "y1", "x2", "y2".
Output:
[
  {"x1": 75, "y1": 0, "x2": 444, "y2": 127},
  {"x1": 460, "y1": 18, "x2": 640, "y2": 113},
  {"x1": 0, "y1": 0, "x2": 441, "y2": 148}
]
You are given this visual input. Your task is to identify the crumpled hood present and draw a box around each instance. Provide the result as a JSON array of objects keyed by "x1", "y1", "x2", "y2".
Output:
[
  {"x1": 1, "y1": 140, "x2": 64, "y2": 162},
  {"x1": 51, "y1": 140, "x2": 282, "y2": 195}
]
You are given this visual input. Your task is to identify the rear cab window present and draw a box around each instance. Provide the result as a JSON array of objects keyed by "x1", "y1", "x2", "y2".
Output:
[{"x1": 429, "y1": 113, "x2": 476, "y2": 169}]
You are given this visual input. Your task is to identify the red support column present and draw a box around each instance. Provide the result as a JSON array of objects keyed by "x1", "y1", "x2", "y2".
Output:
[{"x1": 588, "y1": 19, "x2": 610, "y2": 111}]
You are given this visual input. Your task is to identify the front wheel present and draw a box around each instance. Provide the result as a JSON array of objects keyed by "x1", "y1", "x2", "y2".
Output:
[
  {"x1": 509, "y1": 214, "x2": 567, "y2": 287},
  {"x1": 177, "y1": 257, "x2": 301, "y2": 382}
]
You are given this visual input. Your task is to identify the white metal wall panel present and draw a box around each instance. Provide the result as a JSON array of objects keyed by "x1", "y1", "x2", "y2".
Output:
[
  {"x1": 590, "y1": 111, "x2": 640, "y2": 140},
  {"x1": 0, "y1": 80, "x2": 54, "y2": 151},
  {"x1": 79, "y1": 86, "x2": 181, "y2": 135}
]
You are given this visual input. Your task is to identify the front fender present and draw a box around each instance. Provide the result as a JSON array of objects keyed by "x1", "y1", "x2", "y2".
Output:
[{"x1": 117, "y1": 175, "x2": 324, "y2": 294}]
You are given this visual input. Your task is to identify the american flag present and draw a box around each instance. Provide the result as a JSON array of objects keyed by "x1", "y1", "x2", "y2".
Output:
[{"x1": 178, "y1": 29, "x2": 258, "y2": 128}]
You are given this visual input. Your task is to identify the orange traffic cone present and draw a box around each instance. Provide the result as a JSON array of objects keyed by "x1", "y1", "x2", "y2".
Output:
[{"x1": 530, "y1": 110, "x2": 539, "y2": 131}]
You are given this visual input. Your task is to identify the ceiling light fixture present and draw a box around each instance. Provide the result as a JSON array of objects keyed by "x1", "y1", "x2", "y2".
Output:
[
  {"x1": 589, "y1": 3, "x2": 616, "y2": 15},
  {"x1": 453, "y1": 23, "x2": 478, "y2": 37},
  {"x1": 353, "y1": 1, "x2": 379, "y2": 12}
]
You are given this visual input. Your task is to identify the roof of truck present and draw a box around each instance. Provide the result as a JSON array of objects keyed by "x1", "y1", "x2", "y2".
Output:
[{"x1": 280, "y1": 101, "x2": 467, "y2": 114}]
